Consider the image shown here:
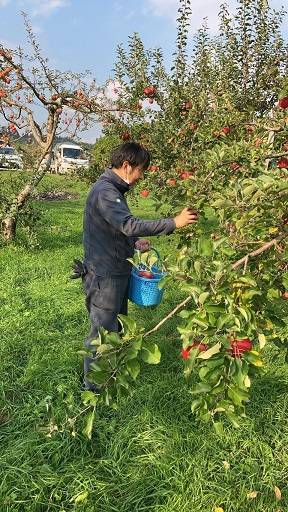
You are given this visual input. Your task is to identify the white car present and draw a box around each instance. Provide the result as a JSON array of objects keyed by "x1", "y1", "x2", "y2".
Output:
[
  {"x1": 0, "y1": 146, "x2": 23, "y2": 170},
  {"x1": 51, "y1": 143, "x2": 89, "y2": 174}
]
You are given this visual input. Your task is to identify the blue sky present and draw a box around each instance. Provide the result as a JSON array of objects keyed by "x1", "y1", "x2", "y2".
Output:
[{"x1": 1, "y1": 0, "x2": 287, "y2": 142}]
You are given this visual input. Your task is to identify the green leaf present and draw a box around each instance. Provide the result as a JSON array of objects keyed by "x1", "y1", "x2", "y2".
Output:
[
  {"x1": 267, "y1": 288, "x2": 281, "y2": 300},
  {"x1": 190, "y1": 382, "x2": 212, "y2": 395},
  {"x1": 178, "y1": 309, "x2": 191, "y2": 318},
  {"x1": 212, "y1": 198, "x2": 234, "y2": 208},
  {"x1": 118, "y1": 314, "x2": 137, "y2": 334},
  {"x1": 199, "y1": 292, "x2": 210, "y2": 305},
  {"x1": 204, "y1": 304, "x2": 226, "y2": 313},
  {"x1": 191, "y1": 398, "x2": 203, "y2": 413},
  {"x1": 225, "y1": 412, "x2": 240, "y2": 428},
  {"x1": 72, "y1": 490, "x2": 89, "y2": 504},
  {"x1": 217, "y1": 314, "x2": 233, "y2": 329},
  {"x1": 126, "y1": 359, "x2": 140, "y2": 380},
  {"x1": 242, "y1": 289, "x2": 261, "y2": 301},
  {"x1": 141, "y1": 343, "x2": 161, "y2": 364},
  {"x1": 81, "y1": 391, "x2": 98, "y2": 407},
  {"x1": 117, "y1": 374, "x2": 129, "y2": 389},
  {"x1": 82, "y1": 410, "x2": 95, "y2": 440},
  {"x1": 198, "y1": 237, "x2": 213, "y2": 257},
  {"x1": 194, "y1": 260, "x2": 201, "y2": 276},
  {"x1": 197, "y1": 342, "x2": 221, "y2": 360},
  {"x1": 213, "y1": 421, "x2": 224, "y2": 437},
  {"x1": 237, "y1": 306, "x2": 250, "y2": 321},
  {"x1": 227, "y1": 386, "x2": 249, "y2": 406},
  {"x1": 258, "y1": 333, "x2": 266, "y2": 350},
  {"x1": 97, "y1": 343, "x2": 113, "y2": 354}
]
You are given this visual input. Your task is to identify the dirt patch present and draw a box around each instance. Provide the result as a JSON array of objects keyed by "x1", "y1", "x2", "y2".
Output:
[{"x1": 36, "y1": 191, "x2": 80, "y2": 201}]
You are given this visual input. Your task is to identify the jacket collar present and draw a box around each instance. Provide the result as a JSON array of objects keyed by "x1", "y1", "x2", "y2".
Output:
[{"x1": 102, "y1": 167, "x2": 130, "y2": 194}]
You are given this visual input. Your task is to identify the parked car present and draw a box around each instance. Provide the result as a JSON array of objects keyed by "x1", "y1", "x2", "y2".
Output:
[
  {"x1": 0, "y1": 146, "x2": 23, "y2": 170},
  {"x1": 50, "y1": 143, "x2": 89, "y2": 174}
]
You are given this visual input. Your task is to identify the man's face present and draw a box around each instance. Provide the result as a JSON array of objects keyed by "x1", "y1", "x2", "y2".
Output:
[{"x1": 123, "y1": 161, "x2": 145, "y2": 186}]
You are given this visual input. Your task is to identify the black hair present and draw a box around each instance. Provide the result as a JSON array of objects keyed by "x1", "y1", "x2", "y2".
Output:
[{"x1": 110, "y1": 142, "x2": 150, "y2": 170}]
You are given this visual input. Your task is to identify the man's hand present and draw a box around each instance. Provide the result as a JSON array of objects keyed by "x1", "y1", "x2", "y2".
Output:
[
  {"x1": 135, "y1": 239, "x2": 151, "y2": 252},
  {"x1": 174, "y1": 207, "x2": 198, "y2": 229}
]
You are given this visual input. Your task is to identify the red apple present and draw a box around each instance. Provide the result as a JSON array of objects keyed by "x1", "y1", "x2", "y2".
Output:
[
  {"x1": 254, "y1": 138, "x2": 263, "y2": 147},
  {"x1": 149, "y1": 165, "x2": 159, "y2": 172},
  {"x1": 190, "y1": 342, "x2": 207, "y2": 352},
  {"x1": 180, "y1": 172, "x2": 191, "y2": 180},
  {"x1": 228, "y1": 338, "x2": 252, "y2": 358},
  {"x1": 245, "y1": 124, "x2": 254, "y2": 133},
  {"x1": 140, "y1": 189, "x2": 150, "y2": 198},
  {"x1": 167, "y1": 178, "x2": 176, "y2": 186},
  {"x1": 51, "y1": 94, "x2": 58, "y2": 101},
  {"x1": 138, "y1": 270, "x2": 154, "y2": 279},
  {"x1": 181, "y1": 342, "x2": 207, "y2": 359},
  {"x1": 282, "y1": 291, "x2": 288, "y2": 300},
  {"x1": 230, "y1": 162, "x2": 241, "y2": 171},
  {"x1": 185, "y1": 101, "x2": 193, "y2": 110},
  {"x1": 121, "y1": 131, "x2": 130, "y2": 141},
  {"x1": 221, "y1": 126, "x2": 231, "y2": 135},
  {"x1": 277, "y1": 157, "x2": 288, "y2": 169},
  {"x1": 278, "y1": 97, "x2": 288, "y2": 109}
]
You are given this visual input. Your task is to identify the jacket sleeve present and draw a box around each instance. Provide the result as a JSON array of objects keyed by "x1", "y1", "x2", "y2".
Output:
[{"x1": 97, "y1": 187, "x2": 176, "y2": 237}]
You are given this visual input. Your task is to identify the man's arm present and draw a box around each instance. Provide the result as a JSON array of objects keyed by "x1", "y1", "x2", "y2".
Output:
[{"x1": 97, "y1": 187, "x2": 176, "y2": 237}]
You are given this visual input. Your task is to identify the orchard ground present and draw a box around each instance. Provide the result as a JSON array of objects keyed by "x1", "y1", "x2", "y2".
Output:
[{"x1": 0, "y1": 171, "x2": 288, "y2": 512}]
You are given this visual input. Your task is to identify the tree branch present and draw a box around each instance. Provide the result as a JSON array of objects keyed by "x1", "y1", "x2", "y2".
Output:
[{"x1": 143, "y1": 234, "x2": 287, "y2": 338}]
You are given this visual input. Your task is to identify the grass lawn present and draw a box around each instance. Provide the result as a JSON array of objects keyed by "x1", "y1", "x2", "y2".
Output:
[{"x1": 0, "y1": 171, "x2": 288, "y2": 511}]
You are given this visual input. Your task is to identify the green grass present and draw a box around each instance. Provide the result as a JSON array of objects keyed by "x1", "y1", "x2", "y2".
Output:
[{"x1": 0, "y1": 172, "x2": 288, "y2": 511}]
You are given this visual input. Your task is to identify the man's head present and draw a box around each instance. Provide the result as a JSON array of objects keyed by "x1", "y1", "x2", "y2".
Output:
[{"x1": 110, "y1": 142, "x2": 150, "y2": 186}]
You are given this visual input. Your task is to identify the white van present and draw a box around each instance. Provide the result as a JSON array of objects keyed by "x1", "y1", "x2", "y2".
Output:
[
  {"x1": 0, "y1": 146, "x2": 23, "y2": 170},
  {"x1": 51, "y1": 143, "x2": 89, "y2": 174}
]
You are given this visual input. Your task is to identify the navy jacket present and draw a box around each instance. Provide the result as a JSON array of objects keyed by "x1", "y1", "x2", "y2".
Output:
[{"x1": 83, "y1": 168, "x2": 175, "y2": 276}]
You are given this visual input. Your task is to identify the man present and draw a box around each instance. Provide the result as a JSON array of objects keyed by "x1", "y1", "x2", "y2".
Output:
[{"x1": 82, "y1": 141, "x2": 198, "y2": 390}]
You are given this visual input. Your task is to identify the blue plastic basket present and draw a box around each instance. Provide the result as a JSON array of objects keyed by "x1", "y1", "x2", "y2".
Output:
[{"x1": 128, "y1": 248, "x2": 166, "y2": 307}]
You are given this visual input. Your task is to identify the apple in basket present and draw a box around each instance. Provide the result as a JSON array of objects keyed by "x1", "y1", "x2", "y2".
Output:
[{"x1": 138, "y1": 270, "x2": 154, "y2": 279}]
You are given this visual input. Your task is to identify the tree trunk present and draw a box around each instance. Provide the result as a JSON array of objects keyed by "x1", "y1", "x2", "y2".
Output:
[
  {"x1": 1, "y1": 217, "x2": 16, "y2": 241},
  {"x1": 1, "y1": 148, "x2": 52, "y2": 241}
]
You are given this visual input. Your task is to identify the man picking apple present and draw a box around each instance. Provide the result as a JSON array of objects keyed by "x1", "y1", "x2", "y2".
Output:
[{"x1": 81, "y1": 141, "x2": 198, "y2": 391}]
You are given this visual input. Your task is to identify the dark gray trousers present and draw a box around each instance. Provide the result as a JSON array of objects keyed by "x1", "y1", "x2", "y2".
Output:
[{"x1": 82, "y1": 270, "x2": 130, "y2": 389}]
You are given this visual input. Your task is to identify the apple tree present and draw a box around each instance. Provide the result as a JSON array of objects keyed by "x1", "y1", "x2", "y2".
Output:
[{"x1": 0, "y1": 14, "x2": 116, "y2": 241}]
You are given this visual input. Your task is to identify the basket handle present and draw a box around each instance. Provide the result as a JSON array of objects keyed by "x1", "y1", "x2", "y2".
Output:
[
  {"x1": 149, "y1": 247, "x2": 161, "y2": 267},
  {"x1": 134, "y1": 246, "x2": 162, "y2": 270}
]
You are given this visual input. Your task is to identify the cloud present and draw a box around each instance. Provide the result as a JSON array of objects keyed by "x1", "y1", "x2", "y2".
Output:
[
  {"x1": 0, "y1": 0, "x2": 69, "y2": 16},
  {"x1": 145, "y1": 0, "x2": 179, "y2": 20},
  {"x1": 30, "y1": 0, "x2": 69, "y2": 17}
]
